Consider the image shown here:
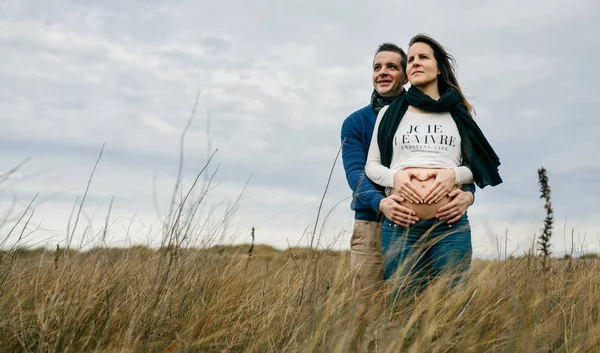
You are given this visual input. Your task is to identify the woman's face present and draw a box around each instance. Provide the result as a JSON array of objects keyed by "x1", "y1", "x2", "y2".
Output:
[{"x1": 407, "y1": 42, "x2": 440, "y2": 88}]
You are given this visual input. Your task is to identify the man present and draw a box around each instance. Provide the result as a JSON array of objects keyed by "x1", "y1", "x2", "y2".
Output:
[{"x1": 341, "y1": 43, "x2": 475, "y2": 295}]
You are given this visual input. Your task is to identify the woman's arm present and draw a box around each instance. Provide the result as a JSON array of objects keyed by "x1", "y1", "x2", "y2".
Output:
[
  {"x1": 365, "y1": 106, "x2": 423, "y2": 204},
  {"x1": 365, "y1": 106, "x2": 396, "y2": 188},
  {"x1": 452, "y1": 166, "x2": 474, "y2": 185}
]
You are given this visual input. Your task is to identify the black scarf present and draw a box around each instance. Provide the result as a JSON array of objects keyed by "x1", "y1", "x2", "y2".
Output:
[
  {"x1": 377, "y1": 86, "x2": 502, "y2": 188},
  {"x1": 370, "y1": 89, "x2": 403, "y2": 112}
]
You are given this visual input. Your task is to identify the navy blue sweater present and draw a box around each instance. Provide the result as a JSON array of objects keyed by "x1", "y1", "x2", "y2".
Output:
[{"x1": 341, "y1": 104, "x2": 476, "y2": 221}]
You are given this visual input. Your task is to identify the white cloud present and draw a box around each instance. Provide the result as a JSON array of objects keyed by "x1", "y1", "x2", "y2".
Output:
[{"x1": 1, "y1": 0, "x2": 599, "y2": 257}]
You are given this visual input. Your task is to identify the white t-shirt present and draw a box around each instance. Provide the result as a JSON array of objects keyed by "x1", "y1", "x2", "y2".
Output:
[{"x1": 365, "y1": 105, "x2": 474, "y2": 193}]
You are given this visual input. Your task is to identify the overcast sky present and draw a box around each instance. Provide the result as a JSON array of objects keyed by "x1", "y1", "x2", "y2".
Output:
[{"x1": 1, "y1": 0, "x2": 599, "y2": 257}]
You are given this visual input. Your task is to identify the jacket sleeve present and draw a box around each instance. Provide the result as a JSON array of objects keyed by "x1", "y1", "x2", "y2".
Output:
[
  {"x1": 341, "y1": 115, "x2": 384, "y2": 213},
  {"x1": 461, "y1": 183, "x2": 476, "y2": 204}
]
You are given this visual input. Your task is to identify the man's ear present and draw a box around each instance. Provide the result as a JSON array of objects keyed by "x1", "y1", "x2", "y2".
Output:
[{"x1": 402, "y1": 74, "x2": 409, "y2": 85}]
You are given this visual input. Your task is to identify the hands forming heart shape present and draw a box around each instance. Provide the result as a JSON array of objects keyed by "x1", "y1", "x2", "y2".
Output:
[{"x1": 393, "y1": 168, "x2": 457, "y2": 205}]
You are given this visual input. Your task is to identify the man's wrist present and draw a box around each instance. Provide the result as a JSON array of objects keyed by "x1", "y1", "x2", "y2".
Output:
[
  {"x1": 461, "y1": 184, "x2": 476, "y2": 205},
  {"x1": 374, "y1": 194, "x2": 385, "y2": 213},
  {"x1": 377, "y1": 197, "x2": 385, "y2": 212},
  {"x1": 466, "y1": 191, "x2": 474, "y2": 206}
]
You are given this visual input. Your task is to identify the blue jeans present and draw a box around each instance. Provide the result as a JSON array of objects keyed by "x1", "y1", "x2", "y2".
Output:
[{"x1": 381, "y1": 215, "x2": 472, "y2": 295}]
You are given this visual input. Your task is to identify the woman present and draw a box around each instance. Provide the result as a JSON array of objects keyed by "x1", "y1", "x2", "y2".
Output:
[{"x1": 365, "y1": 34, "x2": 502, "y2": 294}]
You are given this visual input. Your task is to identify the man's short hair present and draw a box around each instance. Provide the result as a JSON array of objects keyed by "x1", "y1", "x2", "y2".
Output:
[{"x1": 375, "y1": 43, "x2": 407, "y2": 74}]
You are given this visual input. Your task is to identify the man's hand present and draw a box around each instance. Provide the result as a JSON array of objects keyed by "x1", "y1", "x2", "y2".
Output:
[
  {"x1": 393, "y1": 170, "x2": 423, "y2": 204},
  {"x1": 436, "y1": 189, "x2": 473, "y2": 224},
  {"x1": 423, "y1": 169, "x2": 457, "y2": 204},
  {"x1": 379, "y1": 194, "x2": 419, "y2": 227}
]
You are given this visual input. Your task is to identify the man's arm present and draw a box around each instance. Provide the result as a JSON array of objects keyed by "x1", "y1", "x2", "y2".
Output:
[
  {"x1": 436, "y1": 184, "x2": 476, "y2": 224},
  {"x1": 341, "y1": 116, "x2": 384, "y2": 213},
  {"x1": 461, "y1": 183, "x2": 476, "y2": 204},
  {"x1": 341, "y1": 116, "x2": 420, "y2": 226}
]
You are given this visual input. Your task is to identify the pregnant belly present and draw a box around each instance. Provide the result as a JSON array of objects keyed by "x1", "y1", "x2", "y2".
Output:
[{"x1": 393, "y1": 168, "x2": 456, "y2": 220}]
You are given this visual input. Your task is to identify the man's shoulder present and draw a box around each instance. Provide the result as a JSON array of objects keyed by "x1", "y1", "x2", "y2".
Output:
[
  {"x1": 346, "y1": 105, "x2": 375, "y2": 119},
  {"x1": 343, "y1": 105, "x2": 375, "y2": 126}
]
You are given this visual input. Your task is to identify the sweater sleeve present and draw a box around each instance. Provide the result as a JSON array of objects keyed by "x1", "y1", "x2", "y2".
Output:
[
  {"x1": 451, "y1": 166, "x2": 474, "y2": 185},
  {"x1": 365, "y1": 106, "x2": 397, "y2": 188},
  {"x1": 341, "y1": 114, "x2": 385, "y2": 213}
]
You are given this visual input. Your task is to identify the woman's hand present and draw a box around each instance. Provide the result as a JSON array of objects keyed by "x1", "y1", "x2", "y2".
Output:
[
  {"x1": 423, "y1": 169, "x2": 456, "y2": 204},
  {"x1": 393, "y1": 170, "x2": 423, "y2": 204}
]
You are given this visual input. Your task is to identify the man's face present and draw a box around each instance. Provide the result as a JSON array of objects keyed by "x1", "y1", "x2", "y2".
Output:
[{"x1": 372, "y1": 51, "x2": 407, "y2": 97}]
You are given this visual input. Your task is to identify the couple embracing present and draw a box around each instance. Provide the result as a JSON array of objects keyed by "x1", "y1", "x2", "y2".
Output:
[{"x1": 341, "y1": 34, "x2": 502, "y2": 298}]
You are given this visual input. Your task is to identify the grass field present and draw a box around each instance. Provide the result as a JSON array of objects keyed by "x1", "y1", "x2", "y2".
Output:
[{"x1": 1, "y1": 243, "x2": 599, "y2": 352}]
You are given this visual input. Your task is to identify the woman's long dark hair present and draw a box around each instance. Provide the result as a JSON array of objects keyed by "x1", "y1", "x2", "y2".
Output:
[{"x1": 409, "y1": 34, "x2": 473, "y2": 113}]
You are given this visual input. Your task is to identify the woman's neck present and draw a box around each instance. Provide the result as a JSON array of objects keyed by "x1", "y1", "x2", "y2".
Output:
[{"x1": 416, "y1": 81, "x2": 440, "y2": 100}]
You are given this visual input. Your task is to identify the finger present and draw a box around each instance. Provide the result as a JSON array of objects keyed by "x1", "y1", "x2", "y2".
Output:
[
  {"x1": 423, "y1": 181, "x2": 440, "y2": 201},
  {"x1": 393, "y1": 216, "x2": 415, "y2": 227},
  {"x1": 394, "y1": 215, "x2": 412, "y2": 227},
  {"x1": 405, "y1": 183, "x2": 424, "y2": 203},
  {"x1": 400, "y1": 186, "x2": 422, "y2": 204},
  {"x1": 398, "y1": 209, "x2": 419, "y2": 223},
  {"x1": 412, "y1": 170, "x2": 427, "y2": 181},
  {"x1": 396, "y1": 210, "x2": 419, "y2": 224},
  {"x1": 392, "y1": 209, "x2": 418, "y2": 224},
  {"x1": 431, "y1": 185, "x2": 451, "y2": 204},
  {"x1": 432, "y1": 190, "x2": 450, "y2": 204},
  {"x1": 390, "y1": 213, "x2": 411, "y2": 227},
  {"x1": 436, "y1": 200, "x2": 456, "y2": 214},
  {"x1": 446, "y1": 189, "x2": 461, "y2": 198},
  {"x1": 388, "y1": 194, "x2": 405, "y2": 203},
  {"x1": 399, "y1": 190, "x2": 419, "y2": 204},
  {"x1": 415, "y1": 171, "x2": 433, "y2": 182},
  {"x1": 436, "y1": 206, "x2": 457, "y2": 219},
  {"x1": 425, "y1": 184, "x2": 444, "y2": 204},
  {"x1": 447, "y1": 211, "x2": 465, "y2": 224},
  {"x1": 396, "y1": 220, "x2": 410, "y2": 227},
  {"x1": 424, "y1": 170, "x2": 438, "y2": 179},
  {"x1": 439, "y1": 208, "x2": 459, "y2": 220},
  {"x1": 392, "y1": 205, "x2": 416, "y2": 217}
]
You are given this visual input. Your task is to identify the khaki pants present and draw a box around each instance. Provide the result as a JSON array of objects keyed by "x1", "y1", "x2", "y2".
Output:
[{"x1": 350, "y1": 220, "x2": 385, "y2": 296}]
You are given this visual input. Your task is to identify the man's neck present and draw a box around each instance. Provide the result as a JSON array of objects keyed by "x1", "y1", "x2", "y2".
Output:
[
  {"x1": 381, "y1": 89, "x2": 404, "y2": 99},
  {"x1": 371, "y1": 89, "x2": 404, "y2": 112}
]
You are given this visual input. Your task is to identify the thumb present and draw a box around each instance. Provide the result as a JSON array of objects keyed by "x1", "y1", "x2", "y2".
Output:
[
  {"x1": 413, "y1": 170, "x2": 430, "y2": 181},
  {"x1": 427, "y1": 170, "x2": 439, "y2": 178}
]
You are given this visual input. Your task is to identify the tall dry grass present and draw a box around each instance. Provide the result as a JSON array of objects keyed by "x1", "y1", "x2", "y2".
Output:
[
  {"x1": 0, "y1": 243, "x2": 599, "y2": 352},
  {"x1": 1, "y1": 117, "x2": 597, "y2": 351}
]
